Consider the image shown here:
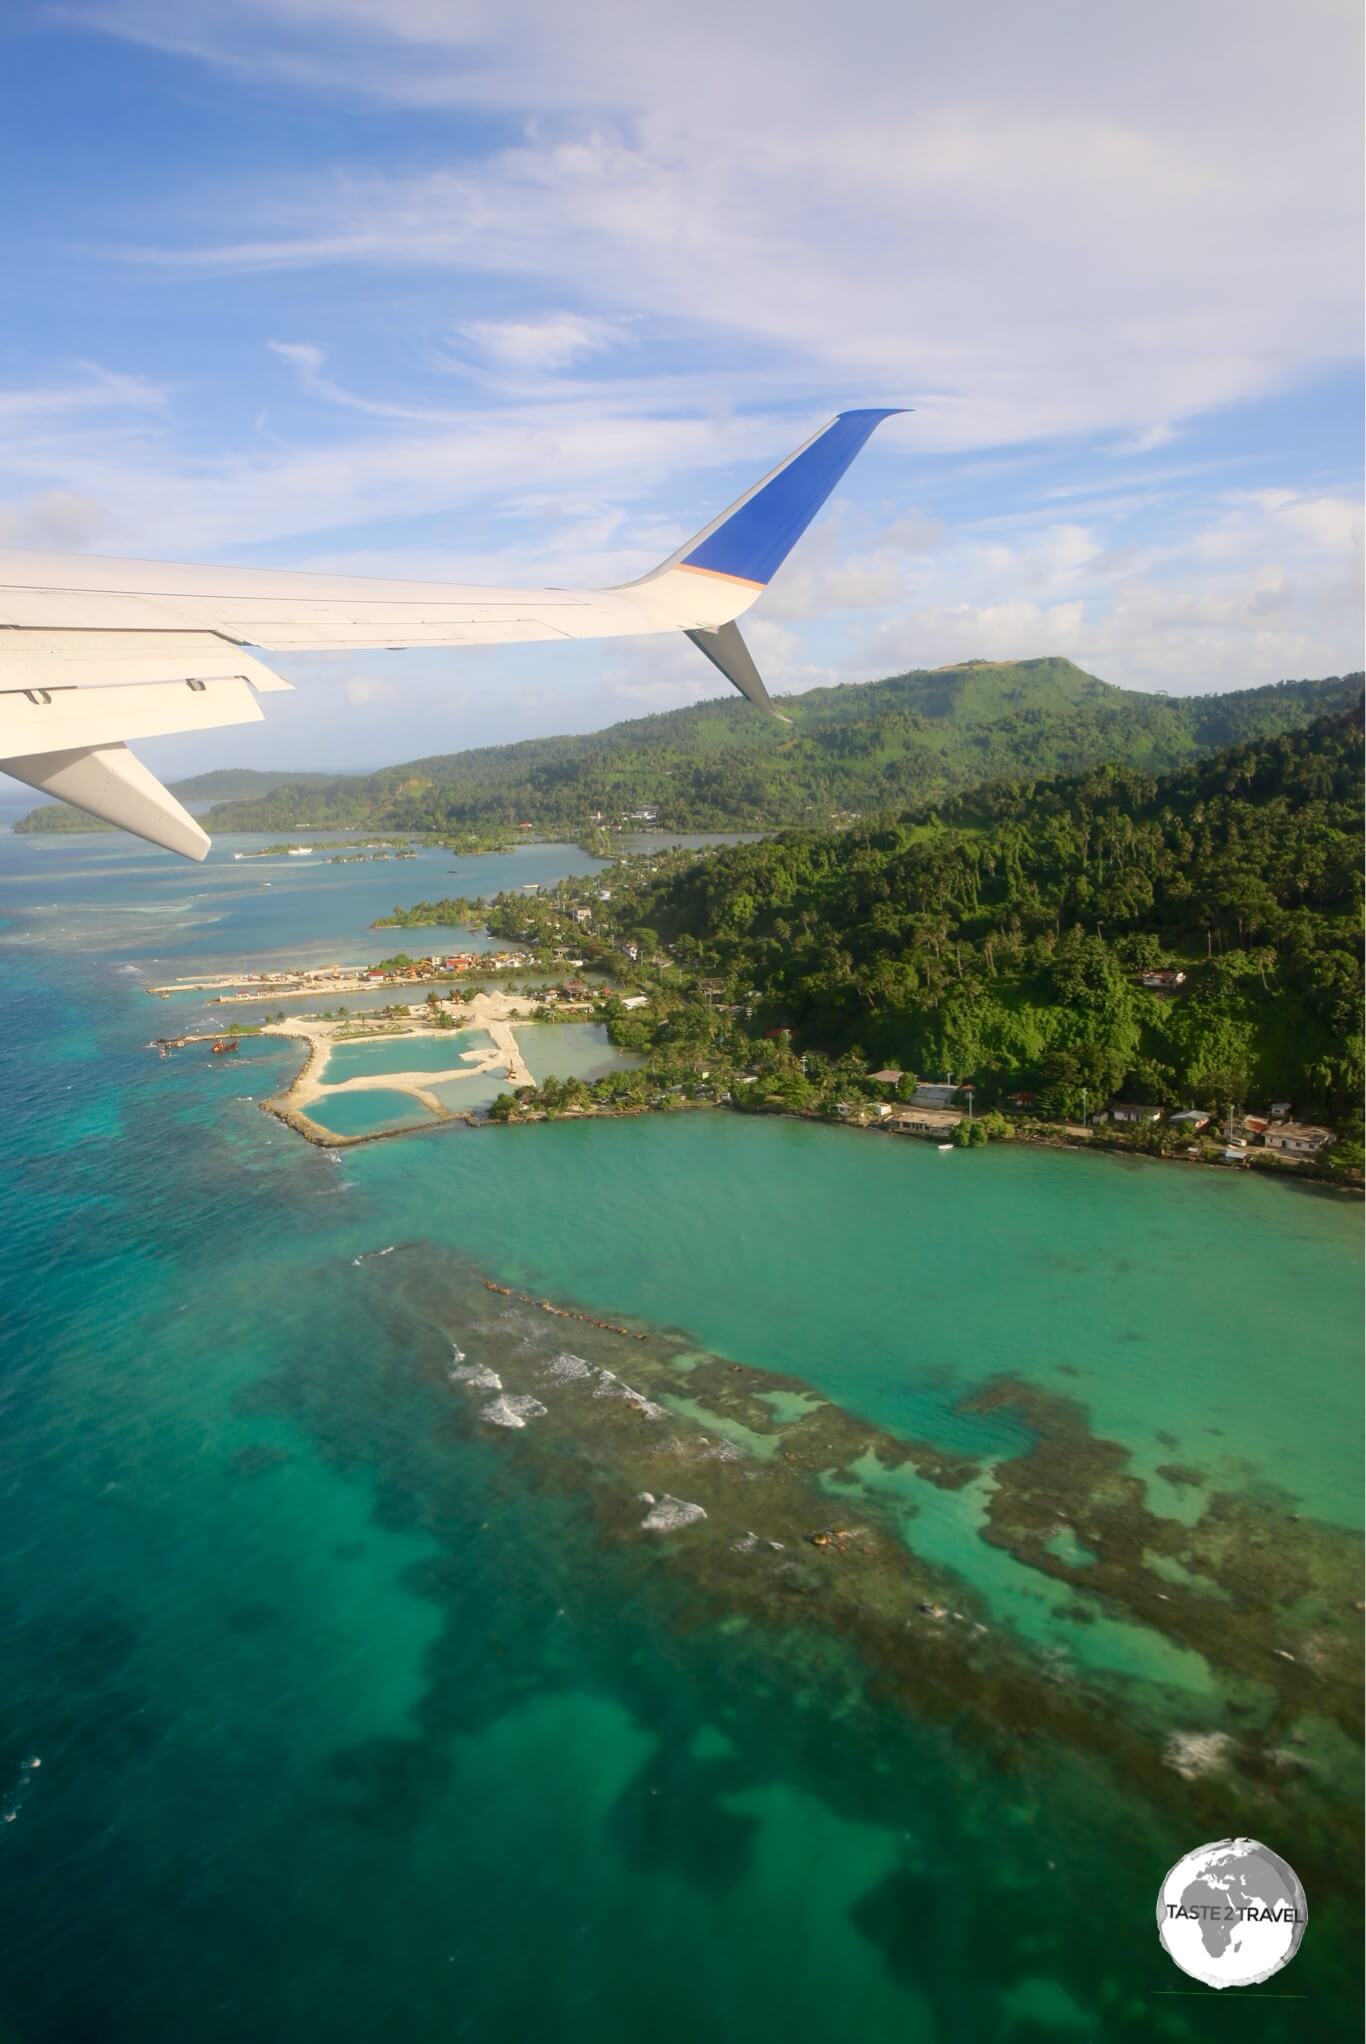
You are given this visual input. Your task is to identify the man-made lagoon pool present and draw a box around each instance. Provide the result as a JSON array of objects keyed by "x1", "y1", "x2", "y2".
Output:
[{"x1": 321, "y1": 1031, "x2": 493, "y2": 1082}]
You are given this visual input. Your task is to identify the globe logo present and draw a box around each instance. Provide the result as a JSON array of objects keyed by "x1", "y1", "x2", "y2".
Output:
[{"x1": 1157, "y1": 1838, "x2": 1307, "y2": 1989}]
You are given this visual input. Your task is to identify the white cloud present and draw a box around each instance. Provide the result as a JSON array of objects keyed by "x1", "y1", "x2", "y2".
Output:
[
  {"x1": 1110, "y1": 424, "x2": 1179, "y2": 456},
  {"x1": 1193, "y1": 490, "x2": 1364, "y2": 564},
  {"x1": 1261, "y1": 493, "x2": 1362, "y2": 552},
  {"x1": 341, "y1": 674, "x2": 397, "y2": 706},
  {"x1": 0, "y1": 490, "x2": 110, "y2": 550},
  {"x1": 457, "y1": 314, "x2": 622, "y2": 372},
  {"x1": 852, "y1": 493, "x2": 1363, "y2": 693},
  {"x1": 0, "y1": 363, "x2": 165, "y2": 422},
  {"x1": 93, "y1": 2, "x2": 1362, "y2": 454},
  {"x1": 0, "y1": 379, "x2": 785, "y2": 557},
  {"x1": 265, "y1": 338, "x2": 449, "y2": 419}
]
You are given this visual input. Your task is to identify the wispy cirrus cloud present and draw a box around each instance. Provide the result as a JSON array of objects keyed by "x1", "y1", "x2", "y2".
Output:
[
  {"x1": 87, "y1": 1, "x2": 1361, "y2": 458},
  {"x1": 0, "y1": 362, "x2": 166, "y2": 421}
]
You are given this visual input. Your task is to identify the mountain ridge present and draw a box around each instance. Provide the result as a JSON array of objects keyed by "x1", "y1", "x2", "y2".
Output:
[{"x1": 13, "y1": 658, "x2": 1362, "y2": 835}]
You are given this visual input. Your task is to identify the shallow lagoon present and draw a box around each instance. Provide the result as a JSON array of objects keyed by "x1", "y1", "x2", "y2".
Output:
[
  {"x1": 355, "y1": 1114, "x2": 1363, "y2": 1529},
  {"x1": 321, "y1": 1029, "x2": 493, "y2": 1082},
  {"x1": 519, "y1": 1019, "x2": 643, "y2": 1085},
  {"x1": 305, "y1": 1088, "x2": 434, "y2": 1136},
  {"x1": 0, "y1": 829, "x2": 611, "y2": 970}
]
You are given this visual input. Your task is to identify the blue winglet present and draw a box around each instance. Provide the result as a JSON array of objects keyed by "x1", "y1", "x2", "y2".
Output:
[{"x1": 680, "y1": 409, "x2": 904, "y2": 587}]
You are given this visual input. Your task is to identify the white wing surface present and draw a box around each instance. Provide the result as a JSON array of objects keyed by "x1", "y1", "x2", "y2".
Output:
[{"x1": 0, "y1": 410, "x2": 901, "y2": 857}]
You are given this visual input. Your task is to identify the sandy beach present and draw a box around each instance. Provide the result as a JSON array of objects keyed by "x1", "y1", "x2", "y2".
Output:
[{"x1": 260, "y1": 989, "x2": 541, "y2": 1138}]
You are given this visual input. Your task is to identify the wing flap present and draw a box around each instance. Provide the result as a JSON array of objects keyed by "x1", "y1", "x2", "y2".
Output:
[
  {"x1": 0, "y1": 676, "x2": 270, "y2": 755},
  {"x1": 0, "y1": 630, "x2": 291, "y2": 691}
]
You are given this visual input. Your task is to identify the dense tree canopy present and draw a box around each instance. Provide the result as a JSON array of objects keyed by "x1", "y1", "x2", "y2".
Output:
[{"x1": 612, "y1": 710, "x2": 1364, "y2": 1119}]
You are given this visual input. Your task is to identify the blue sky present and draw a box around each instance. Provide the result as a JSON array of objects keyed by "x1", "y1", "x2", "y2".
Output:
[{"x1": 1, "y1": 0, "x2": 1361, "y2": 776}]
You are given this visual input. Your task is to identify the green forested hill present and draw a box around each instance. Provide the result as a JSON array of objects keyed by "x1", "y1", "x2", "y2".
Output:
[
  {"x1": 610, "y1": 708, "x2": 1364, "y2": 1120},
  {"x1": 164, "y1": 659, "x2": 1363, "y2": 835},
  {"x1": 13, "y1": 767, "x2": 345, "y2": 834},
  {"x1": 169, "y1": 768, "x2": 345, "y2": 805}
]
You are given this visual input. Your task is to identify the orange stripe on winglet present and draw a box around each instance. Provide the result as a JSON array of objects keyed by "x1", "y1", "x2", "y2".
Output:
[{"x1": 676, "y1": 563, "x2": 768, "y2": 591}]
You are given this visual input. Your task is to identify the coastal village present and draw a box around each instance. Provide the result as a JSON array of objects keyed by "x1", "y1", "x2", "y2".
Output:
[
  {"x1": 138, "y1": 737, "x2": 1355, "y2": 1174},
  {"x1": 145, "y1": 861, "x2": 1346, "y2": 1172},
  {"x1": 327, "y1": 846, "x2": 1352, "y2": 1172},
  {"x1": 135, "y1": 695, "x2": 1358, "y2": 1179},
  {"x1": 147, "y1": 948, "x2": 548, "y2": 1003}
]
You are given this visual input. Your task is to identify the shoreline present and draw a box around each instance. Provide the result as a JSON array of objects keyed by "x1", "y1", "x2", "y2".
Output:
[
  {"x1": 144, "y1": 957, "x2": 532, "y2": 1003},
  {"x1": 147, "y1": 954, "x2": 1359, "y2": 1196},
  {"x1": 253, "y1": 990, "x2": 540, "y2": 1142},
  {"x1": 247, "y1": 1054, "x2": 1364, "y2": 1195}
]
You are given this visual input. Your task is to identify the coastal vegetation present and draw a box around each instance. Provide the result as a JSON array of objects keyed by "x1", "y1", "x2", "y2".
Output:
[
  {"x1": 137, "y1": 660, "x2": 1362, "y2": 836},
  {"x1": 437, "y1": 827, "x2": 521, "y2": 855},
  {"x1": 464, "y1": 710, "x2": 1362, "y2": 1154},
  {"x1": 373, "y1": 900, "x2": 482, "y2": 929}
]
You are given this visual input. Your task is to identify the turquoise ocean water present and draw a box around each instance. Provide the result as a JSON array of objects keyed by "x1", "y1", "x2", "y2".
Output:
[{"x1": 0, "y1": 828, "x2": 1360, "y2": 2041}]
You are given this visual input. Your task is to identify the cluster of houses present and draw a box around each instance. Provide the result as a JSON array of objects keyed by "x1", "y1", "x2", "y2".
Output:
[
  {"x1": 586, "y1": 805, "x2": 662, "y2": 827},
  {"x1": 1090, "y1": 1100, "x2": 1334, "y2": 1155},
  {"x1": 361, "y1": 950, "x2": 536, "y2": 985},
  {"x1": 834, "y1": 1074, "x2": 962, "y2": 1133},
  {"x1": 1009, "y1": 1090, "x2": 1333, "y2": 1156},
  {"x1": 213, "y1": 963, "x2": 358, "y2": 989},
  {"x1": 835, "y1": 1070, "x2": 1336, "y2": 1159}
]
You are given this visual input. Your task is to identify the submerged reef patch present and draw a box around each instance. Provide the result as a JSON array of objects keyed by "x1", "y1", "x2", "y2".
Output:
[
  {"x1": 642, "y1": 1496, "x2": 708, "y2": 1532},
  {"x1": 375, "y1": 1251, "x2": 1364, "y2": 1903}
]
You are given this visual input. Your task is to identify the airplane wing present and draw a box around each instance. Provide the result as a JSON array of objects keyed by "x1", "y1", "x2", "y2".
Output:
[{"x1": 0, "y1": 408, "x2": 902, "y2": 858}]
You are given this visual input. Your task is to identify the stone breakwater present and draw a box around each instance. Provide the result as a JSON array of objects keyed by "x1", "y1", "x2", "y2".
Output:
[{"x1": 481, "y1": 1279, "x2": 652, "y2": 1342}]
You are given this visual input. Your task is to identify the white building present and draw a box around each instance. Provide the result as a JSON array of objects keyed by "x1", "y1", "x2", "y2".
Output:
[{"x1": 1263, "y1": 1122, "x2": 1333, "y2": 1156}]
